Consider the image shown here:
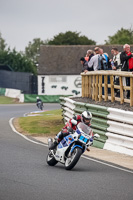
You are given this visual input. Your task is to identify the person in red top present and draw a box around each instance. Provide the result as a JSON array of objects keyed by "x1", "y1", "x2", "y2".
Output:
[
  {"x1": 120, "y1": 44, "x2": 133, "y2": 98},
  {"x1": 120, "y1": 44, "x2": 133, "y2": 71},
  {"x1": 49, "y1": 111, "x2": 93, "y2": 150}
]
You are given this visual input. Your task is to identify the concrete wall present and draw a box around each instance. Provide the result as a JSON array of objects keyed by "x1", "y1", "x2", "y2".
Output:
[{"x1": 38, "y1": 75, "x2": 81, "y2": 96}]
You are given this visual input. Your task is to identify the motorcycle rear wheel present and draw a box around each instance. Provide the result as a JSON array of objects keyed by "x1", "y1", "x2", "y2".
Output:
[
  {"x1": 46, "y1": 151, "x2": 58, "y2": 166},
  {"x1": 65, "y1": 147, "x2": 82, "y2": 170},
  {"x1": 40, "y1": 105, "x2": 43, "y2": 110}
]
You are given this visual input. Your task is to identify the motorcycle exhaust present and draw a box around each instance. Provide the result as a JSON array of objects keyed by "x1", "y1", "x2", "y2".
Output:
[{"x1": 48, "y1": 138, "x2": 53, "y2": 149}]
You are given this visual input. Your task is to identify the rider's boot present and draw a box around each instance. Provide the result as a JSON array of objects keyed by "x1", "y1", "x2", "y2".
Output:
[
  {"x1": 49, "y1": 131, "x2": 64, "y2": 150},
  {"x1": 49, "y1": 141, "x2": 58, "y2": 150}
]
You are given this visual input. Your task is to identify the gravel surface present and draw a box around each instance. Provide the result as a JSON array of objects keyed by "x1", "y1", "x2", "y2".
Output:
[{"x1": 72, "y1": 97, "x2": 133, "y2": 112}]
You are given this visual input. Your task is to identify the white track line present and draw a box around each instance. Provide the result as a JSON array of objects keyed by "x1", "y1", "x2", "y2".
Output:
[
  {"x1": 9, "y1": 117, "x2": 47, "y2": 147},
  {"x1": 9, "y1": 117, "x2": 133, "y2": 174},
  {"x1": 81, "y1": 155, "x2": 133, "y2": 174}
]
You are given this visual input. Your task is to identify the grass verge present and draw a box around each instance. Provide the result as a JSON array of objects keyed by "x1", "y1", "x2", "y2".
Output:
[
  {"x1": 16, "y1": 109, "x2": 64, "y2": 137},
  {"x1": 0, "y1": 96, "x2": 19, "y2": 104}
]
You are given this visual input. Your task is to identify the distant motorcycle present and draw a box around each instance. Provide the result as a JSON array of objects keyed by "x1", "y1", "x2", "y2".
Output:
[
  {"x1": 37, "y1": 101, "x2": 43, "y2": 110},
  {"x1": 46, "y1": 122, "x2": 100, "y2": 170}
]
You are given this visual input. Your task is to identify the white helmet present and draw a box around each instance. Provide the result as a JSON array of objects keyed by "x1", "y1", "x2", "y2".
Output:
[
  {"x1": 36, "y1": 96, "x2": 39, "y2": 100},
  {"x1": 81, "y1": 111, "x2": 92, "y2": 125}
]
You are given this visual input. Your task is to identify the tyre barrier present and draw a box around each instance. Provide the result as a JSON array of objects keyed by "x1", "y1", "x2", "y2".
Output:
[{"x1": 59, "y1": 97, "x2": 133, "y2": 156}]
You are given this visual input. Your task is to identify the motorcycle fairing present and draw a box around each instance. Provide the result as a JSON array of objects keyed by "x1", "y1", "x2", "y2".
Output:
[
  {"x1": 71, "y1": 145, "x2": 83, "y2": 153},
  {"x1": 58, "y1": 135, "x2": 74, "y2": 149}
]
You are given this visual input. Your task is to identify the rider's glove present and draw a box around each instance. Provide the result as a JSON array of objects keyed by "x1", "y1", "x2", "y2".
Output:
[
  {"x1": 89, "y1": 138, "x2": 93, "y2": 146},
  {"x1": 67, "y1": 127, "x2": 74, "y2": 134}
]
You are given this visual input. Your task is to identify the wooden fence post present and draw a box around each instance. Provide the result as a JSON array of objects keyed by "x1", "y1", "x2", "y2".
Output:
[
  {"x1": 119, "y1": 76, "x2": 124, "y2": 104},
  {"x1": 104, "y1": 75, "x2": 108, "y2": 101},
  {"x1": 99, "y1": 75, "x2": 102, "y2": 101},
  {"x1": 110, "y1": 75, "x2": 115, "y2": 102},
  {"x1": 92, "y1": 75, "x2": 95, "y2": 100},
  {"x1": 84, "y1": 75, "x2": 89, "y2": 97},
  {"x1": 88, "y1": 75, "x2": 92, "y2": 98},
  {"x1": 95, "y1": 75, "x2": 99, "y2": 101},
  {"x1": 82, "y1": 75, "x2": 85, "y2": 97}
]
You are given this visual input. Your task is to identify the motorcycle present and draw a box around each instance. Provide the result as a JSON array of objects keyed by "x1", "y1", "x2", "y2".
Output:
[
  {"x1": 37, "y1": 101, "x2": 43, "y2": 110},
  {"x1": 46, "y1": 121, "x2": 100, "y2": 170}
]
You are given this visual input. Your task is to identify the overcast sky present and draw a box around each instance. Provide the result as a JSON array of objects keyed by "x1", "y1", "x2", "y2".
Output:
[{"x1": 1, "y1": 0, "x2": 133, "y2": 52}]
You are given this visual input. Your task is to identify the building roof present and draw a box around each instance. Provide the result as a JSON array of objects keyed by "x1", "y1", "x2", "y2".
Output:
[{"x1": 37, "y1": 45, "x2": 130, "y2": 75}]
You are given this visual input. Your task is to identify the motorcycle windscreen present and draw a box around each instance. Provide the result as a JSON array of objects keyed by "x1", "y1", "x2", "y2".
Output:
[{"x1": 77, "y1": 122, "x2": 91, "y2": 135}]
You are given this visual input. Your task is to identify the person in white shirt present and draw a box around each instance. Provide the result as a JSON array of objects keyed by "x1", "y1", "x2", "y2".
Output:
[
  {"x1": 88, "y1": 47, "x2": 99, "y2": 71},
  {"x1": 111, "y1": 48, "x2": 121, "y2": 96}
]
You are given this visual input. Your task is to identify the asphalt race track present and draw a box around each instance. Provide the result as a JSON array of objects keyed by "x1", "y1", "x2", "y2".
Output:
[{"x1": 0, "y1": 103, "x2": 133, "y2": 200}]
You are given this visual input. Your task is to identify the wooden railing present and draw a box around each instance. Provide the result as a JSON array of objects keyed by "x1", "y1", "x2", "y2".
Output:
[{"x1": 81, "y1": 71, "x2": 133, "y2": 106}]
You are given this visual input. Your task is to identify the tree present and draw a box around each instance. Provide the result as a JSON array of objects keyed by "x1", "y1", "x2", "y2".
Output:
[
  {"x1": 25, "y1": 38, "x2": 45, "y2": 64},
  {"x1": 0, "y1": 32, "x2": 37, "y2": 74},
  {"x1": 0, "y1": 32, "x2": 7, "y2": 51},
  {"x1": 105, "y1": 27, "x2": 133, "y2": 45},
  {"x1": 0, "y1": 48, "x2": 37, "y2": 74},
  {"x1": 48, "y1": 31, "x2": 96, "y2": 45}
]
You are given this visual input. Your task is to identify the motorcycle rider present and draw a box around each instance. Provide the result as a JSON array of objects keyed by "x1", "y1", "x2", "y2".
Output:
[
  {"x1": 36, "y1": 96, "x2": 43, "y2": 108},
  {"x1": 49, "y1": 111, "x2": 93, "y2": 150}
]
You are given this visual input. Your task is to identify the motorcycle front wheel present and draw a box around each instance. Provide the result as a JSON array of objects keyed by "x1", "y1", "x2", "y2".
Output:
[
  {"x1": 46, "y1": 151, "x2": 58, "y2": 166},
  {"x1": 65, "y1": 147, "x2": 82, "y2": 170}
]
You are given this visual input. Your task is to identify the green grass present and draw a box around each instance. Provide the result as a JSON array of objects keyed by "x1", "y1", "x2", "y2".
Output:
[
  {"x1": 0, "y1": 96, "x2": 19, "y2": 104},
  {"x1": 18, "y1": 109, "x2": 64, "y2": 136}
]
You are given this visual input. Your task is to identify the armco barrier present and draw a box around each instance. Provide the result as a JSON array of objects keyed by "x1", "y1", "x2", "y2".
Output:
[
  {"x1": 60, "y1": 97, "x2": 109, "y2": 149},
  {"x1": 107, "y1": 108, "x2": 133, "y2": 125},
  {"x1": 59, "y1": 97, "x2": 133, "y2": 156},
  {"x1": 60, "y1": 97, "x2": 75, "y2": 122},
  {"x1": 104, "y1": 108, "x2": 133, "y2": 156},
  {"x1": 104, "y1": 132, "x2": 133, "y2": 156},
  {"x1": 74, "y1": 101, "x2": 109, "y2": 149}
]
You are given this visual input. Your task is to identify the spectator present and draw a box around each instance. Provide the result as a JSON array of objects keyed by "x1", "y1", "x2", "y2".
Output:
[
  {"x1": 111, "y1": 48, "x2": 115, "y2": 59},
  {"x1": 94, "y1": 47, "x2": 100, "y2": 55},
  {"x1": 98, "y1": 48, "x2": 110, "y2": 94},
  {"x1": 111, "y1": 48, "x2": 121, "y2": 96},
  {"x1": 111, "y1": 48, "x2": 121, "y2": 70},
  {"x1": 80, "y1": 57, "x2": 89, "y2": 73},
  {"x1": 84, "y1": 54, "x2": 89, "y2": 62},
  {"x1": 120, "y1": 44, "x2": 133, "y2": 98},
  {"x1": 88, "y1": 47, "x2": 100, "y2": 71},
  {"x1": 98, "y1": 48, "x2": 108, "y2": 70},
  {"x1": 86, "y1": 49, "x2": 95, "y2": 61},
  {"x1": 84, "y1": 49, "x2": 95, "y2": 62},
  {"x1": 104, "y1": 52, "x2": 111, "y2": 70}
]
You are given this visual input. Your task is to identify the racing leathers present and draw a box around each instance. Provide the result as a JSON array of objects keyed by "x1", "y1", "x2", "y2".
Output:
[{"x1": 49, "y1": 115, "x2": 93, "y2": 150}]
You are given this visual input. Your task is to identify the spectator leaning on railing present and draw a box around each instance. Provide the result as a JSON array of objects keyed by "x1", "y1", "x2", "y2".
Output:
[
  {"x1": 111, "y1": 48, "x2": 121, "y2": 70},
  {"x1": 98, "y1": 48, "x2": 109, "y2": 70},
  {"x1": 110, "y1": 48, "x2": 121, "y2": 96},
  {"x1": 80, "y1": 57, "x2": 89, "y2": 73},
  {"x1": 88, "y1": 47, "x2": 100, "y2": 71},
  {"x1": 120, "y1": 44, "x2": 133, "y2": 98},
  {"x1": 86, "y1": 49, "x2": 95, "y2": 61}
]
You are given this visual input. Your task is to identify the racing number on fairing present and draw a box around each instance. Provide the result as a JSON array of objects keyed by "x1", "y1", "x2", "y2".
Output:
[{"x1": 79, "y1": 135, "x2": 89, "y2": 144}]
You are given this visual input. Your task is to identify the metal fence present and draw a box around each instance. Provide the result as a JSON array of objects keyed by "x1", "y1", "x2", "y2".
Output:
[{"x1": 0, "y1": 70, "x2": 37, "y2": 94}]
